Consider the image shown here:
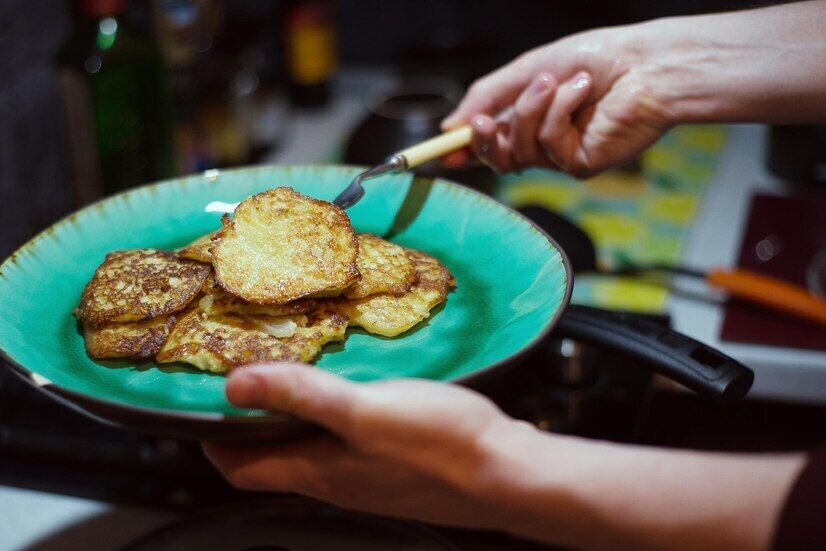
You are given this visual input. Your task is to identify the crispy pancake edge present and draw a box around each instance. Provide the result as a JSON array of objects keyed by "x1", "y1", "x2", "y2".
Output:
[
  {"x1": 83, "y1": 315, "x2": 176, "y2": 360},
  {"x1": 178, "y1": 231, "x2": 218, "y2": 263},
  {"x1": 344, "y1": 233, "x2": 417, "y2": 299},
  {"x1": 337, "y1": 249, "x2": 455, "y2": 337}
]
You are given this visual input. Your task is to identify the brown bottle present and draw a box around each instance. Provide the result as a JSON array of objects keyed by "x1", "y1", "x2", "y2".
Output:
[{"x1": 283, "y1": 0, "x2": 337, "y2": 108}]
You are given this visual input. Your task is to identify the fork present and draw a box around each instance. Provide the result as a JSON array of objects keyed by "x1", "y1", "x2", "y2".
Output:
[{"x1": 333, "y1": 125, "x2": 472, "y2": 209}]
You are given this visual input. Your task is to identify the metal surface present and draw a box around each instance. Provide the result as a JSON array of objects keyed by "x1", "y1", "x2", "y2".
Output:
[
  {"x1": 332, "y1": 155, "x2": 405, "y2": 209},
  {"x1": 122, "y1": 500, "x2": 459, "y2": 551}
]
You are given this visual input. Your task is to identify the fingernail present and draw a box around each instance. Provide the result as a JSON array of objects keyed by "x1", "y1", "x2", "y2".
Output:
[
  {"x1": 531, "y1": 72, "x2": 554, "y2": 93},
  {"x1": 572, "y1": 72, "x2": 590, "y2": 90},
  {"x1": 472, "y1": 115, "x2": 487, "y2": 128},
  {"x1": 227, "y1": 372, "x2": 264, "y2": 406}
]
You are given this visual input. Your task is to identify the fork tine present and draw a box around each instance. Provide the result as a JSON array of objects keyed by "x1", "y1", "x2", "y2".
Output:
[
  {"x1": 332, "y1": 180, "x2": 365, "y2": 209},
  {"x1": 333, "y1": 157, "x2": 404, "y2": 209}
]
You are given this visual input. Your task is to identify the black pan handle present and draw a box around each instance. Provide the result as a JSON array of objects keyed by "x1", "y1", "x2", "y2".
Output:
[{"x1": 555, "y1": 305, "x2": 753, "y2": 404}]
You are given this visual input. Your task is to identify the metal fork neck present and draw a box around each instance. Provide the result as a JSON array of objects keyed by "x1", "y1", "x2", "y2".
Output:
[{"x1": 358, "y1": 155, "x2": 407, "y2": 183}]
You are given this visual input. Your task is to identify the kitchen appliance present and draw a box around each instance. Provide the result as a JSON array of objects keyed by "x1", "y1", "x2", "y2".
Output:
[{"x1": 122, "y1": 500, "x2": 460, "y2": 550}]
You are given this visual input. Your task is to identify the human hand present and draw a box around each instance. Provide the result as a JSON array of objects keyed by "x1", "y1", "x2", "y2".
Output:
[
  {"x1": 202, "y1": 363, "x2": 538, "y2": 530},
  {"x1": 442, "y1": 25, "x2": 675, "y2": 178},
  {"x1": 202, "y1": 362, "x2": 805, "y2": 550}
]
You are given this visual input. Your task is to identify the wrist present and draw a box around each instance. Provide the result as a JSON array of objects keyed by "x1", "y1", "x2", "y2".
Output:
[
  {"x1": 480, "y1": 421, "x2": 806, "y2": 551},
  {"x1": 633, "y1": 8, "x2": 826, "y2": 125},
  {"x1": 472, "y1": 419, "x2": 622, "y2": 547},
  {"x1": 631, "y1": 16, "x2": 724, "y2": 126}
]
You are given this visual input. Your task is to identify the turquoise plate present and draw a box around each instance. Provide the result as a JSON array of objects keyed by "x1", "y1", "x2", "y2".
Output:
[{"x1": 0, "y1": 166, "x2": 571, "y2": 441}]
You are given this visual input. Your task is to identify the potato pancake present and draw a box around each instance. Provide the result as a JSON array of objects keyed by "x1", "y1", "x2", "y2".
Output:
[
  {"x1": 177, "y1": 231, "x2": 218, "y2": 263},
  {"x1": 344, "y1": 234, "x2": 416, "y2": 299},
  {"x1": 75, "y1": 185, "x2": 457, "y2": 373},
  {"x1": 76, "y1": 249, "x2": 211, "y2": 325},
  {"x1": 337, "y1": 250, "x2": 455, "y2": 337},
  {"x1": 156, "y1": 304, "x2": 348, "y2": 374},
  {"x1": 83, "y1": 315, "x2": 175, "y2": 360},
  {"x1": 198, "y1": 275, "x2": 317, "y2": 317},
  {"x1": 212, "y1": 187, "x2": 359, "y2": 304}
]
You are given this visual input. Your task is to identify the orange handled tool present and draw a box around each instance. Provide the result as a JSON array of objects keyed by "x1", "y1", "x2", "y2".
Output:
[
  {"x1": 613, "y1": 262, "x2": 826, "y2": 327},
  {"x1": 706, "y1": 268, "x2": 826, "y2": 327}
]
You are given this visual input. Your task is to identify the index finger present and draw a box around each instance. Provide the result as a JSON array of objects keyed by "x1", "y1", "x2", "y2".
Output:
[{"x1": 442, "y1": 55, "x2": 537, "y2": 130}]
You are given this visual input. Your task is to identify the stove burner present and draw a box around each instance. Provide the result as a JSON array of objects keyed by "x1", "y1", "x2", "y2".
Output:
[{"x1": 122, "y1": 498, "x2": 458, "y2": 551}]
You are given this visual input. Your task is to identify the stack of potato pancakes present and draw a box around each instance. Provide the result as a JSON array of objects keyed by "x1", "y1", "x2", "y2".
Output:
[{"x1": 75, "y1": 187, "x2": 455, "y2": 374}]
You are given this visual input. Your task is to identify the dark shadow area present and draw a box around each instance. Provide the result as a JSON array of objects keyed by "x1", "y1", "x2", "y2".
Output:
[
  {"x1": 316, "y1": 338, "x2": 346, "y2": 361},
  {"x1": 22, "y1": 497, "x2": 561, "y2": 550},
  {"x1": 383, "y1": 176, "x2": 435, "y2": 240},
  {"x1": 26, "y1": 508, "x2": 179, "y2": 551}
]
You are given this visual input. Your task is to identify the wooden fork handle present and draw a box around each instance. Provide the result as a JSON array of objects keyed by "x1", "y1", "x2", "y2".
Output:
[
  {"x1": 707, "y1": 268, "x2": 826, "y2": 327},
  {"x1": 395, "y1": 125, "x2": 473, "y2": 169}
]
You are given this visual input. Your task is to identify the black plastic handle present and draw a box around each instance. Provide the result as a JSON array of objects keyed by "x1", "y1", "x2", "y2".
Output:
[{"x1": 555, "y1": 305, "x2": 754, "y2": 404}]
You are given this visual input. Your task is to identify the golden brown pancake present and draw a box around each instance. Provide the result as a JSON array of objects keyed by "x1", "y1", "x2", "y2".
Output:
[
  {"x1": 344, "y1": 234, "x2": 417, "y2": 299},
  {"x1": 76, "y1": 249, "x2": 211, "y2": 325},
  {"x1": 83, "y1": 315, "x2": 176, "y2": 360},
  {"x1": 156, "y1": 303, "x2": 348, "y2": 374},
  {"x1": 198, "y1": 275, "x2": 317, "y2": 317},
  {"x1": 337, "y1": 250, "x2": 455, "y2": 337},
  {"x1": 212, "y1": 187, "x2": 359, "y2": 305},
  {"x1": 177, "y1": 231, "x2": 218, "y2": 263}
]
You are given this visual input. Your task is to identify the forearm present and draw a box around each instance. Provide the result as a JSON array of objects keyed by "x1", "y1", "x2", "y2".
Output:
[
  {"x1": 639, "y1": 1, "x2": 826, "y2": 124},
  {"x1": 478, "y1": 421, "x2": 805, "y2": 550}
]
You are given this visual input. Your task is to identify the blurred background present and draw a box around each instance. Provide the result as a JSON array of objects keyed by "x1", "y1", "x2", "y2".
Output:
[{"x1": 1, "y1": 0, "x2": 767, "y2": 259}]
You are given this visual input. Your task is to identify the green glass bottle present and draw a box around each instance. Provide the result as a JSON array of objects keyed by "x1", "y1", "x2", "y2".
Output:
[{"x1": 60, "y1": 0, "x2": 175, "y2": 195}]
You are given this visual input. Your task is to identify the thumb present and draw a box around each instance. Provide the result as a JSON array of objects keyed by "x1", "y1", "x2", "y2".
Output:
[{"x1": 227, "y1": 363, "x2": 359, "y2": 437}]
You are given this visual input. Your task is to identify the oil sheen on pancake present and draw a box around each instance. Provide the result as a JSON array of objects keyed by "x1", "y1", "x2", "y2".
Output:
[
  {"x1": 76, "y1": 249, "x2": 211, "y2": 325},
  {"x1": 212, "y1": 187, "x2": 359, "y2": 305},
  {"x1": 344, "y1": 234, "x2": 417, "y2": 299},
  {"x1": 337, "y1": 250, "x2": 455, "y2": 337},
  {"x1": 83, "y1": 315, "x2": 176, "y2": 360},
  {"x1": 156, "y1": 304, "x2": 348, "y2": 373}
]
